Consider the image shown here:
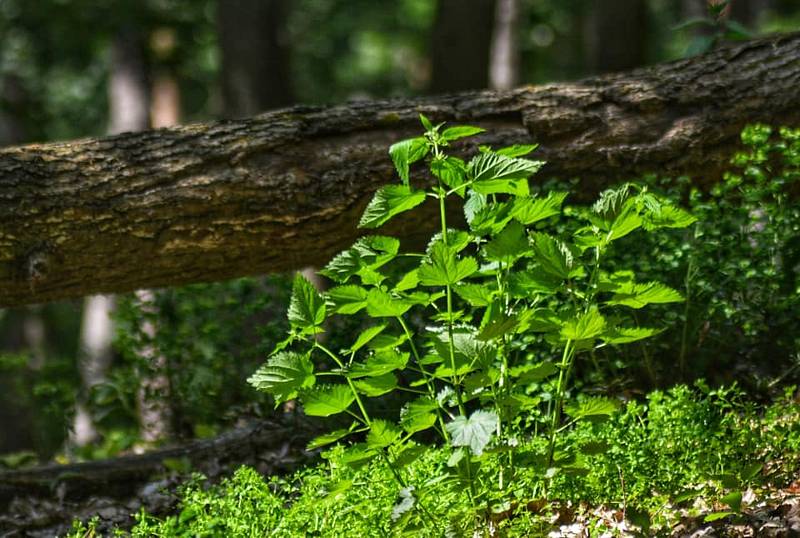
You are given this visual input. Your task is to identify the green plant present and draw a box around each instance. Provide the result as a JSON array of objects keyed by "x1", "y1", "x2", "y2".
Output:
[{"x1": 248, "y1": 117, "x2": 694, "y2": 531}]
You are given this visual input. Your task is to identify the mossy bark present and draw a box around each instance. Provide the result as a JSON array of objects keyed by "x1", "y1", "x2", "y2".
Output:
[{"x1": 2, "y1": 32, "x2": 800, "y2": 306}]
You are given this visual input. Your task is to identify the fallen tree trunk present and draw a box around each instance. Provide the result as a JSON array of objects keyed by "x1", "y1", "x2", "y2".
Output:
[
  {"x1": 0, "y1": 418, "x2": 312, "y2": 505},
  {"x1": 2, "y1": 32, "x2": 800, "y2": 307}
]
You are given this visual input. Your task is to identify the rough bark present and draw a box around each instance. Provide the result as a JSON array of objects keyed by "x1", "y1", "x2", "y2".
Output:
[
  {"x1": 2, "y1": 33, "x2": 800, "y2": 307},
  {"x1": 430, "y1": 0, "x2": 497, "y2": 93}
]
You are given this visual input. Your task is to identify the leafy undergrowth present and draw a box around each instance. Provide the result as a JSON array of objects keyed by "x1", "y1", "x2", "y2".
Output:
[{"x1": 68, "y1": 384, "x2": 800, "y2": 537}]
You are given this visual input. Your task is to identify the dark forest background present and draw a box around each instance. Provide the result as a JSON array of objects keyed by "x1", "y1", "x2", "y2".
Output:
[{"x1": 1, "y1": 0, "x2": 798, "y2": 465}]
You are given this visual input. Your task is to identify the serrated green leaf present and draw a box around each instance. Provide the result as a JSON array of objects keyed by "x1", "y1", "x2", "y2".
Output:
[
  {"x1": 302, "y1": 385, "x2": 355, "y2": 417},
  {"x1": 353, "y1": 372, "x2": 398, "y2": 397},
  {"x1": 483, "y1": 221, "x2": 530, "y2": 263},
  {"x1": 366, "y1": 288, "x2": 413, "y2": 317},
  {"x1": 564, "y1": 397, "x2": 619, "y2": 421},
  {"x1": 247, "y1": 352, "x2": 315, "y2": 404},
  {"x1": 359, "y1": 185, "x2": 427, "y2": 229},
  {"x1": 473, "y1": 178, "x2": 530, "y2": 197},
  {"x1": 349, "y1": 324, "x2": 388, "y2": 353},
  {"x1": 601, "y1": 326, "x2": 662, "y2": 344},
  {"x1": 400, "y1": 397, "x2": 439, "y2": 434},
  {"x1": 288, "y1": 274, "x2": 326, "y2": 333},
  {"x1": 453, "y1": 282, "x2": 496, "y2": 306},
  {"x1": 517, "y1": 307, "x2": 563, "y2": 332},
  {"x1": 366, "y1": 419, "x2": 402, "y2": 448},
  {"x1": 608, "y1": 282, "x2": 684, "y2": 308},
  {"x1": 508, "y1": 361, "x2": 559, "y2": 383},
  {"x1": 607, "y1": 203, "x2": 643, "y2": 241},
  {"x1": 394, "y1": 269, "x2": 420, "y2": 292},
  {"x1": 469, "y1": 152, "x2": 544, "y2": 182},
  {"x1": 432, "y1": 156, "x2": 469, "y2": 196},
  {"x1": 446, "y1": 410, "x2": 499, "y2": 456},
  {"x1": 389, "y1": 137, "x2": 429, "y2": 184},
  {"x1": 561, "y1": 308, "x2": 605, "y2": 341},
  {"x1": 320, "y1": 236, "x2": 399, "y2": 283},
  {"x1": 530, "y1": 233, "x2": 575, "y2": 280},
  {"x1": 507, "y1": 271, "x2": 562, "y2": 296},
  {"x1": 442, "y1": 125, "x2": 485, "y2": 141},
  {"x1": 512, "y1": 192, "x2": 567, "y2": 225},
  {"x1": 307, "y1": 428, "x2": 352, "y2": 450},
  {"x1": 349, "y1": 350, "x2": 409, "y2": 378},
  {"x1": 326, "y1": 285, "x2": 369, "y2": 315},
  {"x1": 495, "y1": 144, "x2": 538, "y2": 158},
  {"x1": 418, "y1": 242, "x2": 478, "y2": 286},
  {"x1": 643, "y1": 204, "x2": 697, "y2": 230},
  {"x1": 336, "y1": 443, "x2": 377, "y2": 469}
]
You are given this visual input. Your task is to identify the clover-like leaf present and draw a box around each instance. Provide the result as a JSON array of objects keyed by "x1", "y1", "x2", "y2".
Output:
[{"x1": 446, "y1": 409, "x2": 499, "y2": 456}]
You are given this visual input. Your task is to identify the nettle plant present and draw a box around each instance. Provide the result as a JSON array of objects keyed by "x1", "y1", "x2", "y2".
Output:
[{"x1": 249, "y1": 116, "x2": 695, "y2": 527}]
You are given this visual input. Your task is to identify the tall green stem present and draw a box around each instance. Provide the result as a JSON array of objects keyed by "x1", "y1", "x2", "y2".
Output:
[
  {"x1": 547, "y1": 339, "x2": 574, "y2": 468},
  {"x1": 396, "y1": 316, "x2": 451, "y2": 442},
  {"x1": 438, "y1": 187, "x2": 467, "y2": 417}
]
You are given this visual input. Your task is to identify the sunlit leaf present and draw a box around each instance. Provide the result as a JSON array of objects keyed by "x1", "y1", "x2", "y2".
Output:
[
  {"x1": 288, "y1": 274, "x2": 326, "y2": 333},
  {"x1": 247, "y1": 351, "x2": 315, "y2": 404},
  {"x1": 564, "y1": 397, "x2": 619, "y2": 421},
  {"x1": 302, "y1": 385, "x2": 355, "y2": 417},
  {"x1": 442, "y1": 125, "x2": 485, "y2": 141},
  {"x1": 349, "y1": 324, "x2": 388, "y2": 353},
  {"x1": 446, "y1": 409, "x2": 499, "y2": 456},
  {"x1": 561, "y1": 308, "x2": 605, "y2": 341},
  {"x1": 366, "y1": 288, "x2": 413, "y2": 317},
  {"x1": 359, "y1": 185, "x2": 427, "y2": 229},
  {"x1": 353, "y1": 372, "x2": 398, "y2": 397},
  {"x1": 389, "y1": 137, "x2": 428, "y2": 184},
  {"x1": 366, "y1": 419, "x2": 402, "y2": 449},
  {"x1": 348, "y1": 350, "x2": 409, "y2": 378},
  {"x1": 512, "y1": 192, "x2": 567, "y2": 225},
  {"x1": 326, "y1": 285, "x2": 368, "y2": 315}
]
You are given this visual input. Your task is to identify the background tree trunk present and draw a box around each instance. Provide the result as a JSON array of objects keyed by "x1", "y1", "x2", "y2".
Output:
[
  {"x1": 132, "y1": 28, "x2": 183, "y2": 445},
  {"x1": 72, "y1": 26, "x2": 151, "y2": 448},
  {"x1": 585, "y1": 0, "x2": 648, "y2": 74},
  {"x1": 1, "y1": 33, "x2": 799, "y2": 307},
  {"x1": 218, "y1": 0, "x2": 292, "y2": 117},
  {"x1": 489, "y1": 0, "x2": 520, "y2": 90},
  {"x1": 430, "y1": 0, "x2": 497, "y2": 93}
]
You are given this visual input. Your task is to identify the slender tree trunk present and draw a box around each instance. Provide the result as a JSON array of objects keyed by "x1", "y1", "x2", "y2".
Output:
[
  {"x1": 1, "y1": 33, "x2": 800, "y2": 307},
  {"x1": 73, "y1": 27, "x2": 152, "y2": 447},
  {"x1": 430, "y1": 0, "x2": 497, "y2": 93},
  {"x1": 218, "y1": 0, "x2": 292, "y2": 117},
  {"x1": 585, "y1": 0, "x2": 648, "y2": 74},
  {"x1": 489, "y1": 0, "x2": 520, "y2": 90},
  {"x1": 132, "y1": 31, "x2": 183, "y2": 445}
]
